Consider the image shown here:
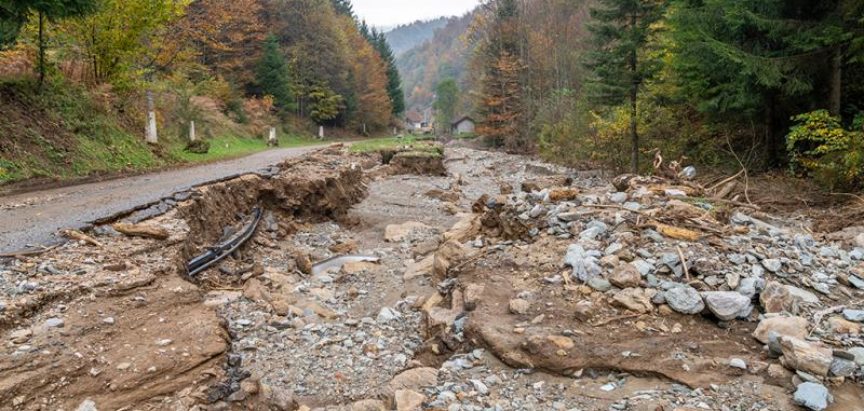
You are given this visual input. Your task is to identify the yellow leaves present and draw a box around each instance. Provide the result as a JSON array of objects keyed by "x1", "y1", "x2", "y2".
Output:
[{"x1": 652, "y1": 223, "x2": 702, "y2": 242}]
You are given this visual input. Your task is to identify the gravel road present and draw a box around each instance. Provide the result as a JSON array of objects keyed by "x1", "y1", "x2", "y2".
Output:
[{"x1": 0, "y1": 146, "x2": 324, "y2": 253}]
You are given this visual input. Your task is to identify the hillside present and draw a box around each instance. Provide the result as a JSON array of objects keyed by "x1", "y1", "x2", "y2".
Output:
[
  {"x1": 384, "y1": 17, "x2": 451, "y2": 56},
  {"x1": 395, "y1": 12, "x2": 476, "y2": 113}
]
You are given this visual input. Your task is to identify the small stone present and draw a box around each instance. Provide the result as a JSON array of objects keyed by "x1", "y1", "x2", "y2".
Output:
[
  {"x1": 762, "y1": 259, "x2": 782, "y2": 273},
  {"x1": 116, "y1": 362, "x2": 132, "y2": 371},
  {"x1": 848, "y1": 275, "x2": 864, "y2": 289},
  {"x1": 760, "y1": 281, "x2": 791, "y2": 313},
  {"x1": 829, "y1": 358, "x2": 857, "y2": 377},
  {"x1": 701, "y1": 291, "x2": 752, "y2": 321},
  {"x1": 847, "y1": 347, "x2": 864, "y2": 365},
  {"x1": 612, "y1": 288, "x2": 653, "y2": 314},
  {"x1": 664, "y1": 285, "x2": 704, "y2": 315},
  {"x1": 793, "y1": 382, "x2": 831, "y2": 411},
  {"x1": 588, "y1": 277, "x2": 612, "y2": 292},
  {"x1": 725, "y1": 272, "x2": 740, "y2": 289},
  {"x1": 10, "y1": 328, "x2": 32, "y2": 344},
  {"x1": 564, "y1": 244, "x2": 602, "y2": 282},
  {"x1": 44, "y1": 318, "x2": 64, "y2": 328},
  {"x1": 76, "y1": 399, "x2": 98, "y2": 411},
  {"x1": 547, "y1": 335, "x2": 574, "y2": 349},
  {"x1": 389, "y1": 367, "x2": 438, "y2": 391},
  {"x1": 102, "y1": 317, "x2": 115, "y2": 325},
  {"x1": 842, "y1": 309, "x2": 864, "y2": 322},
  {"x1": 377, "y1": 307, "x2": 401, "y2": 323},
  {"x1": 470, "y1": 379, "x2": 489, "y2": 395},
  {"x1": 509, "y1": 298, "x2": 530, "y2": 315},
  {"x1": 729, "y1": 358, "x2": 747, "y2": 369},
  {"x1": 573, "y1": 301, "x2": 595, "y2": 321},
  {"x1": 608, "y1": 263, "x2": 641, "y2": 288},
  {"x1": 828, "y1": 317, "x2": 861, "y2": 334}
]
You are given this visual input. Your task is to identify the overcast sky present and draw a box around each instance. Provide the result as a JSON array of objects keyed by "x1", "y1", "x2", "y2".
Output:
[{"x1": 352, "y1": 0, "x2": 482, "y2": 28}]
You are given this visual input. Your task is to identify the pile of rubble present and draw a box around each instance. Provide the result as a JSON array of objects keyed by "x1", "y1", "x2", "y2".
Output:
[{"x1": 0, "y1": 144, "x2": 862, "y2": 410}]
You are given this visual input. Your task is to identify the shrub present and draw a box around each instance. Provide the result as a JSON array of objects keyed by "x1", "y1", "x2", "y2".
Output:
[{"x1": 786, "y1": 110, "x2": 864, "y2": 190}]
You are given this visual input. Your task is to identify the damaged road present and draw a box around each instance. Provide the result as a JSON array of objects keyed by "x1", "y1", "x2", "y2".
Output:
[{"x1": 0, "y1": 143, "x2": 862, "y2": 410}]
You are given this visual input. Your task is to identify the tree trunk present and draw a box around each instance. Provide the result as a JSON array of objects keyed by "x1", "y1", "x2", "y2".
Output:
[
  {"x1": 38, "y1": 11, "x2": 45, "y2": 89},
  {"x1": 830, "y1": 46, "x2": 842, "y2": 116},
  {"x1": 145, "y1": 89, "x2": 159, "y2": 144}
]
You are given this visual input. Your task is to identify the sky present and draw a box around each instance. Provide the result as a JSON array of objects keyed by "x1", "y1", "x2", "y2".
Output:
[{"x1": 352, "y1": 0, "x2": 482, "y2": 28}]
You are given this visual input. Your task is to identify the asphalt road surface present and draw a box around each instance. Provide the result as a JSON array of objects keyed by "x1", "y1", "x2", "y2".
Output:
[{"x1": 0, "y1": 146, "x2": 324, "y2": 253}]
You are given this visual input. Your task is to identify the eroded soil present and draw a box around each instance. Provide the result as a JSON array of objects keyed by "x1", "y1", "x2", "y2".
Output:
[{"x1": 0, "y1": 144, "x2": 862, "y2": 411}]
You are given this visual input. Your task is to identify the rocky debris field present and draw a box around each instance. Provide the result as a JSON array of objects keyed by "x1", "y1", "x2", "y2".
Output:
[{"x1": 0, "y1": 143, "x2": 863, "y2": 410}]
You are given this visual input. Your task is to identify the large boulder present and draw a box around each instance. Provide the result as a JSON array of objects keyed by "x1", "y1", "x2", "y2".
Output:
[{"x1": 753, "y1": 316, "x2": 809, "y2": 344}]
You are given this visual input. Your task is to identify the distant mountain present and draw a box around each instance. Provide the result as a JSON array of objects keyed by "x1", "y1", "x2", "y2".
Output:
[
  {"x1": 384, "y1": 17, "x2": 452, "y2": 56},
  {"x1": 395, "y1": 12, "x2": 477, "y2": 113}
]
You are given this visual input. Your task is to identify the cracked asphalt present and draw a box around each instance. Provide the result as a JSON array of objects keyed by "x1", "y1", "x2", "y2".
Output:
[{"x1": 0, "y1": 146, "x2": 325, "y2": 253}]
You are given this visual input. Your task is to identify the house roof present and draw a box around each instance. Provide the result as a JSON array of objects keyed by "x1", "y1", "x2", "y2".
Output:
[
  {"x1": 452, "y1": 116, "x2": 475, "y2": 127},
  {"x1": 405, "y1": 111, "x2": 423, "y2": 123}
]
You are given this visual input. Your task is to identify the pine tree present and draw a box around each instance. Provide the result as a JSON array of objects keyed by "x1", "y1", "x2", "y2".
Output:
[
  {"x1": 255, "y1": 35, "x2": 296, "y2": 111},
  {"x1": 330, "y1": 0, "x2": 353, "y2": 18},
  {"x1": 585, "y1": 0, "x2": 664, "y2": 173},
  {"x1": 371, "y1": 28, "x2": 406, "y2": 115},
  {"x1": 476, "y1": 0, "x2": 527, "y2": 152}
]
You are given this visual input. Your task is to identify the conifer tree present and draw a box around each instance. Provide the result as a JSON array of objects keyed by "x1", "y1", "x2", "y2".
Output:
[
  {"x1": 585, "y1": 0, "x2": 664, "y2": 172},
  {"x1": 371, "y1": 28, "x2": 405, "y2": 115},
  {"x1": 255, "y1": 35, "x2": 296, "y2": 111}
]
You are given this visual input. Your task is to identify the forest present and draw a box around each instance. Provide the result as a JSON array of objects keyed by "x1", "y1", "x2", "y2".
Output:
[
  {"x1": 0, "y1": 0, "x2": 402, "y2": 182},
  {"x1": 420, "y1": 0, "x2": 864, "y2": 189}
]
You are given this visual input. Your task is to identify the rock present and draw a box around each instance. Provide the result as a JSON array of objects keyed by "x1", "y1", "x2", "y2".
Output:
[
  {"x1": 848, "y1": 275, "x2": 864, "y2": 290},
  {"x1": 842, "y1": 309, "x2": 864, "y2": 322},
  {"x1": 10, "y1": 328, "x2": 32, "y2": 344},
  {"x1": 377, "y1": 307, "x2": 401, "y2": 323},
  {"x1": 547, "y1": 335, "x2": 575, "y2": 349},
  {"x1": 609, "y1": 192, "x2": 628, "y2": 204},
  {"x1": 729, "y1": 358, "x2": 747, "y2": 369},
  {"x1": 701, "y1": 291, "x2": 752, "y2": 321},
  {"x1": 433, "y1": 240, "x2": 465, "y2": 279},
  {"x1": 847, "y1": 347, "x2": 864, "y2": 366},
  {"x1": 509, "y1": 298, "x2": 530, "y2": 315},
  {"x1": 760, "y1": 283, "x2": 818, "y2": 313},
  {"x1": 827, "y1": 317, "x2": 861, "y2": 334},
  {"x1": 385, "y1": 222, "x2": 431, "y2": 242},
  {"x1": 608, "y1": 264, "x2": 641, "y2": 288},
  {"x1": 389, "y1": 367, "x2": 438, "y2": 392},
  {"x1": 395, "y1": 389, "x2": 425, "y2": 411},
  {"x1": 574, "y1": 301, "x2": 595, "y2": 321},
  {"x1": 462, "y1": 283, "x2": 485, "y2": 311},
  {"x1": 760, "y1": 281, "x2": 791, "y2": 313},
  {"x1": 761, "y1": 258, "x2": 782, "y2": 273},
  {"x1": 725, "y1": 272, "x2": 740, "y2": 289},
  {"x1": 829, "y1": 358, "x2": 857, "y2": 377},
  {"x1": 752, "y1": 316, "x2": 809, "y2": 344},
  {"x1": 76, "y1": 399, "x2": 98, "y2": 411},
  {"x1": 612, "y1": 288, "x2": 653, "y2": 314},
  {"x1": 351, "y1": 399, "x2": 387, "y2": 411},
  {"x1": 664, "y1": 285, "x2": 704, "y2": 315},
  {"x1": 44, "y1": 317, "x2": 65, "y2": 328},
  {"x1": 779, "y1": 337, "x2": 833, "y2": 376},
  {"x1": 793, "y1": 382, "x2": 831, "y2": 411},
  {"x1": 856, "y1": 233, "x2": 864, "y2": 248},
  {"x1": 102, "y1": 317, "x2": 115, "y2": 325},
  {"x1": 564, "y1": 244, "x2": 602, "y2": 282},
  {"x1": 588, "y1": 277, "x2": 612, "y2": 292},
  {"x1": 403, "y1": 255, "x2": 434, "y2": 280}
]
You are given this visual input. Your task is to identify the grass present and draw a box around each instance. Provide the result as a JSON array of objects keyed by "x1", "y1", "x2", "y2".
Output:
[
  {"x1": 169, "y1": 133, "x2": 321, "y2": 162},
  {"x1": 350, "y1": 134, "x2": 443, "y2": 154}
]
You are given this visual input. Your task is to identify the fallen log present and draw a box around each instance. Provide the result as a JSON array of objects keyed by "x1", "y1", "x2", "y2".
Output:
[{"x1": 112, "y1": 223, "x2": 170, "y2": 240}]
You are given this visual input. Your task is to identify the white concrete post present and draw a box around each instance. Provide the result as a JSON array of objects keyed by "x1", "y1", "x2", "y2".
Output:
[
  {"x1": 145, "y1": 90, "x2": 158, "y2": 144},
  {"x1": 189, "y1": 121, "x2": 196, "y2": 142},
  {"x1": 318, "y1": 125, "x2": 324, "y2": 139},
  {"x1": 268, "y1": 127, "x2": 277, "y2": 146}
]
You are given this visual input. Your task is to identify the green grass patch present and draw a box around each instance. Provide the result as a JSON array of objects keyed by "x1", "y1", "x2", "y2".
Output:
[
  {"x1": 169, "y1": 134, "x2": 321, "y2": 162},
  {"x1": 350, "y1": 135, "x2": 443, "y2": 154}
]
